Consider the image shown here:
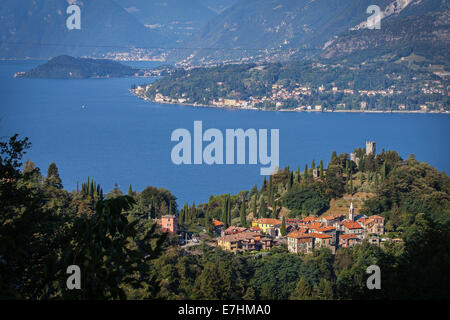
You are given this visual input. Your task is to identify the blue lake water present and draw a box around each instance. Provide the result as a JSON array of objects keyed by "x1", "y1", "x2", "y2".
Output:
[{"x1": 1, "y1": 60, "x2": 449, "y2": 206}]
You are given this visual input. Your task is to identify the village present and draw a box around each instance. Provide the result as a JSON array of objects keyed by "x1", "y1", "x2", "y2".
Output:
[
  {"x1": 135, "y1": 76, "x2": 448, "y2": 113},
  {"x1": 159, "y1": 200, "x2": 399, "y2": 255}
]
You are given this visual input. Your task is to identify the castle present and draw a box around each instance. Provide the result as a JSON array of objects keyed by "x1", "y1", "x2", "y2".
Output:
[{"x1": 366, "y1": 141, "x2": 376, "y2": 155}]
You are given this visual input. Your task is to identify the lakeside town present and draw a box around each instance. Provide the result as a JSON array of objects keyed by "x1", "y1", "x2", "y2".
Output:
[{"x1": 133, "y1": 60, "x2": 449, "y2": 113}]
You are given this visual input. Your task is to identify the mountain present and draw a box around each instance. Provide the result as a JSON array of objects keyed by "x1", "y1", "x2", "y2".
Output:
[
  {"x1": 177, "y1": 0, "x2": 449, "y2": 65},
  {"x1": 0, "y1": 0, "x2": 168, "y2": 59},
  {"x1": 321, "y1": 0, "x2": 450, "y2": 65},
  {"x1": 14, "y1": 55, "x2": 139, "y2": 78},
  {"x1": 115, "y1": 0, "x2": 238, "y2": 42}
]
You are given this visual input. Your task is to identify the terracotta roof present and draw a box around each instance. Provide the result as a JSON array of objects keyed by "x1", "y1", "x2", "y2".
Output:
[
  {"x1": 309, "y1": 233, "x2": 332, "y2": 239},
  {"x1": 308, "y1": 222, "x2": 323, "y2": 229},
  {"x1": 224, "y1": 226, "x2": 247, "y2": 234},
  {"x1": 324, "y1": 214, "x2": 341, "y2": 220},
  {"x1": 219, "y1": 231, "x2": 260, "y2": 242},
  {"x1": 344, "y1": 221, "x2": 363, "y2": 229},
  {"x1": 287, "y1": 230, "x2": 306, "y2": 239},
  {"x1": 316, "y1": 226, "x2": 336, "y2": 232},
  {"x1": 340, "y1": 234, "x2": 358, "y2": 240},
  {"x1": 303, "y1": 215, "x2": 318, "y2": 223},
  {"x1": 212, "y1": 219, "x2": 224, "y2": 227},
  {"x1": 252, "y1": 218, "x2": 282, "y2": 225}
]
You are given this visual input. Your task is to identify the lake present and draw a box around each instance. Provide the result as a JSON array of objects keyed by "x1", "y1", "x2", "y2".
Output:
[{"x1": 1, "y1": 60, "x2": 449, "y2": 206}]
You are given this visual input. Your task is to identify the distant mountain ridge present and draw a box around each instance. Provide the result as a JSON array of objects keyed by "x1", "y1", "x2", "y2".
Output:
[
  {"x1": 115, "y1": 0, "x2": 238, "y2": 42},
  {"x1": 0, "y1": 0, "x2": 168, "y2": 59},
  {"x1": 321, "y1": 0, "x2": 450, "y2": 64},
  {"x1": 177, "y1": 0, "x2": 449, "y2": 65}
]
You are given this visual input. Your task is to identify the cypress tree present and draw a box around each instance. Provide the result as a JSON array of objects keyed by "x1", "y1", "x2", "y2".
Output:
[
  {"x1": 319, "y1": 160, "x2": 324, "y2": 178},
  {"x1": 304, "y1": 164, "x2": 308, "y2": 180},
  {"x1": 227, "y1": 199, "x2": 232, "y2": 226},
  {"x1": 280, "y1": 216, "x2": 286, "y2": 236},
  {"x1": 252, "y1": 196, "x2": 257, "y2": 218},
  {"x1": 127, "y1": 184, "x2": 133, "y2": 197},
  {"x1": 240, "y1": 202, "x2": 247, "y2": 227},
  {"x1": 204, "y1": 210, "x2": 209, "y2": 230},
  {"x1": 311, "y1": 160, "x2": 315, "y2": 172},
  {"x1": 222, "y1": 198, "x2": 228, "y2": 227},
  {"x1": 260, "y1": 197, "x2": 266, "y2": 218},
  {"x1": 381, "y1": 161, "x2": 387, "y2": 181},
  {"x1": 350, "y1": 172, "x2": 353, "y2": 194},
  {"x1": 330, "y1": 151, "x2": 338, "y2": 164}
]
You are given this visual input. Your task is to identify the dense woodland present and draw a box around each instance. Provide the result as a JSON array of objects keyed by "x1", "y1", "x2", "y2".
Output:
[{"x1": 1, "y1": 134, "x2": 449, "y2": 299}]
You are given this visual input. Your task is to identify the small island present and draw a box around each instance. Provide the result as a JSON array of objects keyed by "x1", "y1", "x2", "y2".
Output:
[{"x1": 15, "y1": 55, "x2": 141, "y2": 79}]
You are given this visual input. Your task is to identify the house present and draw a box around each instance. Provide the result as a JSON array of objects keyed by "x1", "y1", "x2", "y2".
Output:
[
  {"x1": 321, "y1": 214, "x2": 343, "y2": 226},
  {"x1": 217, "y1": 231, "x2": 271, "y2": 253},
  {"x1": 223, "y1": 226, "x2": 247, "y2": 236},
  {"x1": 339, "y1": 234, "x2": 360, "y2": 248},
  {"x1": 287, "y1": 231, "x2": 314, "y2": 254},
  {"x1": 315, "y1": 226, "x2": 337, "y2": 245},
  {"x1": 310, "y1": 233, "x2": 334, "y2": 251},
  {"x1": 251, "y1": 218, "x2": 282, "y2": 234},
  {"x1": 302, "y1": 215, "x2": 318, "y2": 224},
  {"x1": 343, "y1": 221, "x2": 364, "y2": 238},
  {"x1": 359, "y1": 215, "x2": 385, "y2": 235},
  {"x1": 160, "y1": 215, "x2": 178, "y2": 233}
]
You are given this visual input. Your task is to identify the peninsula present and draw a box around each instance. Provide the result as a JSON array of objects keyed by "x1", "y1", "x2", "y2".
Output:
[{"x1": 15, "y1": 55, "x2": 141, "y2": 79}]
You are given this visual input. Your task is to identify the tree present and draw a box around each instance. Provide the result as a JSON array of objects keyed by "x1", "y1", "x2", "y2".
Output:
[
  {"x1": 252, "y1": 195, "x2": 258, "y2": 218},
  {"x1": 280, "y1": 216, "x2": 287, "y2": 236},
  {"x1": 63, "y1": 196, "x2": 167, "y2": 300},
  {"x1": 222, "y1": 198, "x2": 229, "y2": 228},
  {"x1": 243, "y1": 286, "x2": 256, "y2": 300},
  {"x1": 319, "y1": 160, "x2": 324, "y2": 178},
  {"x1": 259, "y1": 197, "x2": 266, "y2": 218},
  {"x1": 44, "y1": 162, "x2": 63, "y2": 189},
  {"x1": 290, "y1": 277, "x2": 312, "y2": 300},
  {"x1": 240, "y1": 202, "x2": 247, "y2": 227},
  {"x1": 314, "y1": 279, "x2": 334, "y2": 300}
]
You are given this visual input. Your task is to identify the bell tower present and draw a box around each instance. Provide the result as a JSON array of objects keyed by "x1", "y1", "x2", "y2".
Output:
[{"x1": 349, "y1": 202, "x2": 354, "y2": 221}]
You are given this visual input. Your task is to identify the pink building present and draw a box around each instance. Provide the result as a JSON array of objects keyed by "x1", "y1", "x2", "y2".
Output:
[{"x1": 161, "y1": 215, "x2": 178, "y2": 233}]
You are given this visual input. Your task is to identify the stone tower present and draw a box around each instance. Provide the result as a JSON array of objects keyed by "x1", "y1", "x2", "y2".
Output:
[
  {"x1": 349, "y1": 202, "x2": 354, "y2": 221},
  {"x1": 366, "y1": 141, "x2": 376, "y2": 155}
]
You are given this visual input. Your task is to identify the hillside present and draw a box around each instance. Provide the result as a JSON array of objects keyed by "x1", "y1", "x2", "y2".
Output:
[
  {"x1": 321, "y1": 0, "x2": 450, "y2": 66},
  {"x1": 115, "y1": 0, "x2": 237, "y2": 42},
  {"x1": 15, "y1": 55, "x2": 139, "y2": 79},
  {"x1": 0, "y1": 0, "x2": 168, "y2": 59},
  {"x1": 136, "y1": 58, "x2": 449, "y2": 112},
  {"x1": 177, "y1": 0, "x2": 449, "y2": 65}
]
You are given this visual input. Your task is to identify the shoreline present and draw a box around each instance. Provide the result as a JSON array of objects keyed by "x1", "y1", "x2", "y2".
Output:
[{"x1": 132, "y1": 91, "x2": 450, "y2": 115}]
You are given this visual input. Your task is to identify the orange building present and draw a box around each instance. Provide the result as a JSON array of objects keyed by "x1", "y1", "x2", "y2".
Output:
[{"x1": 161, "y1": 215, "x2": 178, "y2": 233}]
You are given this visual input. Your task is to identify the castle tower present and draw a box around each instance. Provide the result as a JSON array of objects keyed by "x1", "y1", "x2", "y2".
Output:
[
  {"x1": 349, "y1": 202, "x2": 354, "y2": 221},
  {"x1": 366, "y1": 141, "x2": 376, "y2": 155}
]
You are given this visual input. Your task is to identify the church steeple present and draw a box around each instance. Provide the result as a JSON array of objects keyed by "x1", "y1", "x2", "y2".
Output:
[{"x1": 349, "y1": 202, "x2": 354, "y2": 221}]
